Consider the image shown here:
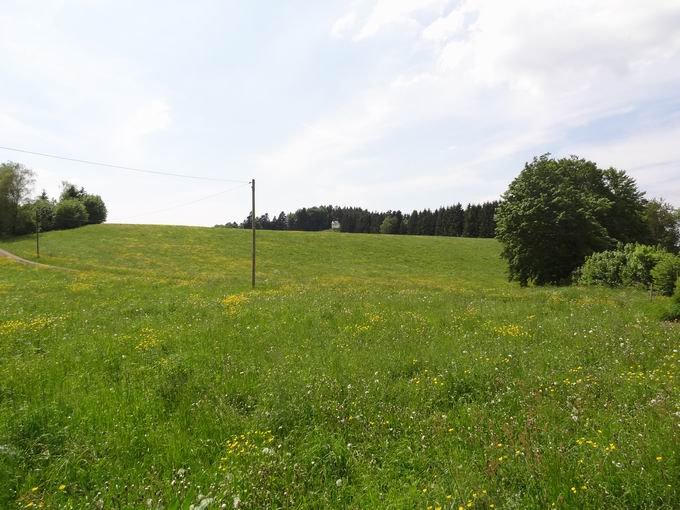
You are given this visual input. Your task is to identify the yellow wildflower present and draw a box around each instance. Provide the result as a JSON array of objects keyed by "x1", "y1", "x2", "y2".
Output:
[
  {"x1": 135, "y1": 327, "x2": 160, "y2": 351},
  {"x1": 493, "y1": 324, "x2": 527, "y2": 337},
  {"x1": 222, "y1": 293, "x2": 249, "y2": 314}
]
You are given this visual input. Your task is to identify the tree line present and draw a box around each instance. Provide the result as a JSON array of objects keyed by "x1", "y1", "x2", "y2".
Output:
[
  {"x1": 219, "y1": 202, "x2": 500, "y2": 238},
  {"x1": 0, "y1": 161, "x2": 107, "y2": 237}
]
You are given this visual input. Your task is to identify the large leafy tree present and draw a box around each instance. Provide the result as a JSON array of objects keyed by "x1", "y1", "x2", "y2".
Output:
[
  {"x1": 82, "y1": 194, "x2": 107, "y2": 224},
  {"x1": 601, "y1": 168, "x2": 647, "y2": 243},
  {"x1": 495, "y1": 154, "x2": 646, "y2": 286},
  {"x1": 0, "y1": 162, "x2": 35, "y2": 236},
  {"x1": 645, "y1": 199, "x2": 679, "y2": 253},
  {"x1": 60, "y1": 181, "x2": 86, "y2": 201}
]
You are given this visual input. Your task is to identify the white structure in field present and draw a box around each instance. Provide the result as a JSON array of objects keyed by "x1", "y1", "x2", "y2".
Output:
[{"x1": 331, "y1": 220, "x2": 341, "y2": 231}]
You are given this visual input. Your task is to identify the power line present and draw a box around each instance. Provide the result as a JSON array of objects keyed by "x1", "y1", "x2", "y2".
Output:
[
  {"x1": 0, "y1": 144, "x2": 250, "y2": 184},
  {"x1": 109, "y1": 182, "x2": 250, "y2": 222}
]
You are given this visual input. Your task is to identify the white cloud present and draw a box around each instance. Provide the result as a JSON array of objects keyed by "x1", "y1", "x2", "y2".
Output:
[
  {"x1": 3, "y1": 1, "x2": 680, "y2": 225},
  {"x1": 256, "y1": 92, "x2": 396, "y2": 182},
  {"x1": 566, "y1": 125, "x2": 680, "y2": 201},
  {"x1": 0, "y1": 112, "x2": 46, "y2": 142},
  {"x1": 113, "y1": 99, "x2": 173, "y2": 156},
  {"x1": 421, "y1": 7, "x2": 465, "y2": 41},
  {"x1": 433, "y1": 0, "x2": 680, "y2": 91},
  {"x1": 331, "y1": 11, "x2": 358, "y2": 38},
  {"x1": 0, "y1": 3, "x2": 172, "y2": 160},
  {"x1": 353, "y1": 0, "x2": 450, "y2": 40},
  {"x1": 250, "y1": 0, "x2": 680, "y2": 213},
  {"x1": 300, "y1": 0, "x2": 680, "y2": 193}
]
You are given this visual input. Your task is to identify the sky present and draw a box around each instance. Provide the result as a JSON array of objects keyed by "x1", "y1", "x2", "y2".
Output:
[{"x1": 1, "y1": 0, "x2": 680, "y2": 226}]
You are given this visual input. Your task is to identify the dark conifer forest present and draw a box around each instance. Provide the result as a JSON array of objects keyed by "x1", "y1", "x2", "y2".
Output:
[{"x1": 223, "y1": 202, "x2": 500, "y2": 238}]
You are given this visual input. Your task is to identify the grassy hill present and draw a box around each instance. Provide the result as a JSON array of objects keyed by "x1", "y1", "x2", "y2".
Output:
[{"x1": 0, "y1": 225, "x2": 677, "y2": 509}]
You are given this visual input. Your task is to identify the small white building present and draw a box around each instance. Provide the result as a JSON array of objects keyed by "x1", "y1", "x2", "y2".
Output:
[{"x1": 331, "y1": 220, "x2": 341, "y2": 232}]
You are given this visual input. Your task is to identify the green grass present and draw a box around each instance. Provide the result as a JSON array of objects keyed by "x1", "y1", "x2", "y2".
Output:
[{"x1": 0, "y1": 224, "x2": 677, "y2": 509}]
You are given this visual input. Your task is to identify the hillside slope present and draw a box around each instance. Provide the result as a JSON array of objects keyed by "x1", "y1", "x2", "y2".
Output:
[
  {"x1": 0, "y1": 224, "x2": 507, "y2": 289},
  {"x1": 0, "y1": 225, "x2": 677, "y2": 509}
]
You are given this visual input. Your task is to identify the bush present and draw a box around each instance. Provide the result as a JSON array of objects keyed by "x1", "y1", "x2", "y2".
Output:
[
  {"x1": 12, "y1": 200, "x2": 57, "y2": 235},
  {"x1": 34, "y1": 198, "x2": 56, "y2": 231},
  {"x1": 379, "y1": 216, "x2": 400, "y2": 235},
  {"x1": 651, "y1": 253, "x2": 680, "y2": 296},
  {"x1": 621, "y1": 244, "x2": 665, "y2": 286},
  {"x1": 13, "y1": 204, "x2": 36, "y2": 236},
  {"x1": 54, "y1": 199, "x2": 89, "y2": 229},
  {"x1": 82, "y1": 194, "x2": 107, "y2": 224},
  {"x1": 576, "y1": 249, "x2": 628, "y2": 286},
  {"x1": 577, "y1": 243, "x2": 667, "y2": 288},
  {"x1": 661, "y1": 278, "x2": 680, "y2": 321}
]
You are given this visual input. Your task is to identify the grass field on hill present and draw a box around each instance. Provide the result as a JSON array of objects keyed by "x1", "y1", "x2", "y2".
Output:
[{"x1": 0, "y1": 225, "x2": 678, "y2": 509}]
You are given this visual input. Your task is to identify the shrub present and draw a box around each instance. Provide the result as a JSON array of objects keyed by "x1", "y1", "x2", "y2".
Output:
[
  {"x1": 13, "y1": 204, "x2": 36, "y2": 236},
  {"x1": 651, "y1": 254, "x2": 680, "y2": 296},
  {"x1": 577, "y1": 249, "x2": 628, "y2": 286},
  {"x1": 11, "y1": 200, "x2": 57, "y2": 235},
  {"x1": 577, "y1": 243, "x2": 667, "y2": 288},
  {"x1": 379, "y1": 215, "x2": 400, "y2": 235},
  {"x1": 54, "y1": 199, "x2": 89, "y2": 229},
  {"x1": 34, "y1": 198, "x2": 56, "y2": 231},
  {"x1": 82, "y1": 194, "x2": 107, "y2": 224},
  {"x1": 621, "y1": 244, "x2": 665, "y2": 286},
  {"x1": 661, "y1": 277, "x2": 680, "y2": 321}
]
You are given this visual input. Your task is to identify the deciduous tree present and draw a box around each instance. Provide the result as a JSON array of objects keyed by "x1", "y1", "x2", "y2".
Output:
[
  {"x1": 54, "y1": 199, "x2": 89, "y2": 229},
  {"x1": 0, "y1": 161, "x2": 35, "y2": 235},
  {"x1": 495, "y1": 154, "x2": 646, "y2": 286}
]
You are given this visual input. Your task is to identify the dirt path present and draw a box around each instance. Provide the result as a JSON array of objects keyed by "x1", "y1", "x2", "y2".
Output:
[{"x1": 0, "y1": 247, "x2": 75, "y2": 271}]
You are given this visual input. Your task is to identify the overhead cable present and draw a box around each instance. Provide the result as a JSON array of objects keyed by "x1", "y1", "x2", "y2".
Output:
[
  {"x1": 0, "y1": 145, "x2": 250, "y2": 184},
  {"x1": 109, "y1": 182, "x2": 250, "y2": 222}
]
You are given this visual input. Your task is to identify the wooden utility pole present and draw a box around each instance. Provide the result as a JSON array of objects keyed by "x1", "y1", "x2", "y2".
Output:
[{"x1": 251, "y1": 178, "x2": 256, "y2": 288}]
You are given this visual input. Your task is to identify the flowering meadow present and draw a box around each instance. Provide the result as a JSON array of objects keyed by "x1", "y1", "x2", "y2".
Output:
[{"x1": 0, "y1": 224, "x2": 677, "y2": 509}]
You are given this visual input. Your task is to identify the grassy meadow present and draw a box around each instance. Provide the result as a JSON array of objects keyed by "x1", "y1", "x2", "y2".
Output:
[{"x1": 0, "y1": 224, "x2": 678, "y2": 509}]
